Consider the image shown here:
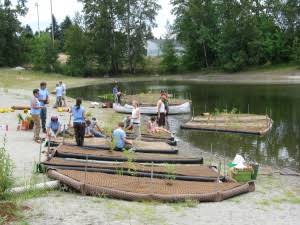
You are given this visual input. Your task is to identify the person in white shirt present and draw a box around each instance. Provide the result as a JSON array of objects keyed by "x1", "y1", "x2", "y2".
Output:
[
  {"x1": 130, "y1": 100, "x2": 141, "y2": 140},
  {"x1": 59, "y1": 81, "x2": 67, "y2": 106},
  {"x1": 55, "y1": 84, "x2": 63, "y2": 107}
]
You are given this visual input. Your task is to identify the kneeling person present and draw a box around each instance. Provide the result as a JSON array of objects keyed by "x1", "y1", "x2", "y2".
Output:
[
  {"x1": 47, "y1": 116, "x2": 62, "y2": 138},
  {"x1": 113, "y1": 122, "x2": 132, "y2": 151}
]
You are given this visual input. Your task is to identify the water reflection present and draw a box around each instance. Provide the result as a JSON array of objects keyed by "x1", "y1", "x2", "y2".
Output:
[{"x1": 68, "y1": 81, "x2": 300, "y2": 170}]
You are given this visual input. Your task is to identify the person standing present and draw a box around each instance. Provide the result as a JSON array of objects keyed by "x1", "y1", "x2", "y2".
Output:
[
  {"x1": 59, "y1": 81, "x2": 67, "y2": 107},
  {"x1": 31, "y1": 89, "x2": 45, "y2": 143},
  {"x1": 55, "y1": 84, "x2": 63, "y2": 107},
  {"x1": 157, "y1": 95, "x2": 166, "y2": 127},
  {"x1": 70, "y1": 98, "x2": 86, "y2": 146},
  {"x1": 38, "y1": 82, "x2": 49, "y2": 133},
  {"x1": 112, "y1": 83, "x2": 122, "y2": 104},
  {"x1": 131, "y1": 100, "x2": 141, "y2": 140}
]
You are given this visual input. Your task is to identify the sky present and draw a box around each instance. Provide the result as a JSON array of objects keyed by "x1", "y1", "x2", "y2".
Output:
[{"x1": 18, "y1": 0, "x2": 175, "y2": 38}]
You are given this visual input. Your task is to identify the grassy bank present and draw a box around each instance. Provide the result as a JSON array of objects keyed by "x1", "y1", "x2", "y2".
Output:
[{"x1": 1, "y1": 64, "x2": 300, "y2": 91}]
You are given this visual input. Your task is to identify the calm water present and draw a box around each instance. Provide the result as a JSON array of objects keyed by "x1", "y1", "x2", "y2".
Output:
[{"x1": 68, "y1": 81, "x2": 300, "y2": 171}]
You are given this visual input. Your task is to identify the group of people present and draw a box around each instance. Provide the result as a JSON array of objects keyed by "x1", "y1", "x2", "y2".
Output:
[
  {"x1": 30, "y1": 81, "x2": 171, "y2": 151},
  {"x1": 111, "y1": 91, "x2": 171, "y2": 151},
  {"x1": 30, "y1": 81, "x2": 66, "y2": 143}
]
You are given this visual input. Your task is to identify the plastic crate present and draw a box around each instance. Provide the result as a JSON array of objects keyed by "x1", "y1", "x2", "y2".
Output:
[{"x1": 229, "y1": 168, "x2": 253, "y2": 182}]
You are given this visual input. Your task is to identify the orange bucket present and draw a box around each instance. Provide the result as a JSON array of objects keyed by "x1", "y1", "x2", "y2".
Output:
[{"x1": 21, "y1": 120, "x2": 29, "y2": 130}]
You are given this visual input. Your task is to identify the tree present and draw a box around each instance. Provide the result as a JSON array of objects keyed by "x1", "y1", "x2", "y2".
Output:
[
  {"x1": 59, "y1": 16, "x2": 72, "y2": 50},
  {"x1": 80, "y1": 0, "x2": 160, "y2": 74},
  {"x1": 64, "y1": 23, "x2": 89, "y2": 76},
  {"x1": 31, "y1": 33, "x2": 58, "y2": 72},
  {"x1": 0, "y1": 0, "x2": 28, "y2": 66},
  {"x1": 125, "y1": 0, "x2": 161, "y2": 73},
  {"x1": 160, "y1": 39, "x2": 179, "y2": 73}
]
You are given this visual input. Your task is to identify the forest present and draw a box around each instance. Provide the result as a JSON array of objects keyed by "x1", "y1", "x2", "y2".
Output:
[{"x1": 0, "y1": 0, "x2": 299, "y2": 76}]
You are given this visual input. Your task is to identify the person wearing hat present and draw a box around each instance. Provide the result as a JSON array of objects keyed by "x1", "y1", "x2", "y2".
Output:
[{"x1": 46, "y1": 116, "x2": 62, "y2": 139}]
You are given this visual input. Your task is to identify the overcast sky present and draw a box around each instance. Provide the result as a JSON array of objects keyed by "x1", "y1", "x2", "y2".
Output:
[{"x1": 19, "y1": 0, "x2": 174, "y2": 38}]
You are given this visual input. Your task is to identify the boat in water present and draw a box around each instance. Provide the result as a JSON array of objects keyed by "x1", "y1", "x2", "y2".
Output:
[{"x1": 113, "y1": 101, "x2": 191, "y2": 115}]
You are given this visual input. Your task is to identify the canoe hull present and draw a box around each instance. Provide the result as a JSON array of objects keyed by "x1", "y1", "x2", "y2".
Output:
[{"x1": 113, "y1": 102, "x2": 191, "y2": 115}]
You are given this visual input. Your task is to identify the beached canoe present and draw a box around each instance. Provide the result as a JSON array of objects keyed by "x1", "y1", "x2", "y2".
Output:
[{"x1": 113, "y1": 102, "x2": 191, "y2": 115}]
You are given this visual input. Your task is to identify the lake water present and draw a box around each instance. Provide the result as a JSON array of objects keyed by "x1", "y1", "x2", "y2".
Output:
[{"x1": 68, "y1": 80, "x2": 300, "y2": 171}]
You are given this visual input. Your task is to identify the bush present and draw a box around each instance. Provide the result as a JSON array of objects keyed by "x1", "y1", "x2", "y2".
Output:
[{"x1": 0, "y1": 143, "x2": 14, "y2": 196}]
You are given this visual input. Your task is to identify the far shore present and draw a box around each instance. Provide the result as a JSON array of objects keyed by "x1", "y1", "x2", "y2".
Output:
[{"x1": 1, "y1": 65, "x2": 300, "y2": 92}]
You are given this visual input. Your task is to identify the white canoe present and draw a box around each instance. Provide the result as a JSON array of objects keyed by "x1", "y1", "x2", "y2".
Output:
[{"x1": 113, "y1": 102, "x2": 191, "y2": 115}]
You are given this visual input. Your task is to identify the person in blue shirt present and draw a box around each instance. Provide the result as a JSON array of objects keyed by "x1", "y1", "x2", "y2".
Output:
[
  {"x1": 112, "y1": 122, "x2": 132, "y2": 151},
  {"x1": 38, "y1": 82, "x2": 49, "y2": 133},
  {"x1": 70, "y1": 98, "x2": 86, "y2": 146},
  {"x1": 112, "y1": 83, "x2": 122, "y2": 104},
  {"x1": 46, "y1": 116, "x2": 62, "y2": 138},
  {"x1": 31, "y1": 89, "x2": 46, "y2": 143}
]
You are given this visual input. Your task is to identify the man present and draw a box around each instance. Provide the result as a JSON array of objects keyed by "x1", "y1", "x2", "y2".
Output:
[
  {"x1": 31, "y1": 89, "x2": 45, "y2": 143},
  {"x1": 46, "y1": 116, "x2": 62, "y2": 139},
  {"x1": 157, "y1": 95, "x2": 166, "y2": 127},
  {"x1": 38, "y1": 82, "x2": 49, "y2": 133},
  {"x1": 112, "y1": 83, "x2": 122, "y2": 104},
  {"x1": 59, "y1": 81, "x2": 67, "y2": 107},
  {"x1": 112, "y1": 122, "x2": 132, "y2": 151}
]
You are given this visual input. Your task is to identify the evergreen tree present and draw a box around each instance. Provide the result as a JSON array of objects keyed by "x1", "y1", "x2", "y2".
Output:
[
  {"x1": 0, "y1": 0, "x2": 28, "y2": 66},
  {"x1": 160, "y1": 39, "x2": 179, "y2": 73}
]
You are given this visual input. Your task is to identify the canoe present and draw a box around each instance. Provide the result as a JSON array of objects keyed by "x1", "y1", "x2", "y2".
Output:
[
  {"x1": 113, "y1": 102, "x2": 191, "y2": 115},
  {"x1": 47, "y1": 169, "x2": 255, "y2": 202}
]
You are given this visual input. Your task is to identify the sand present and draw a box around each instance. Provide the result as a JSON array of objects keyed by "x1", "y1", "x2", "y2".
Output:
[{"x1": 1, "y1": 89, "x2": 300, "y2": 225}]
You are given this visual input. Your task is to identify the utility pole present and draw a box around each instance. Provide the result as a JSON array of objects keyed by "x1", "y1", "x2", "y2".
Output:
[
  {"x1": 35, "y1": 2, "x2": 40, "y2": 36},
  {"x1": 50, "y1": 0, "x2": 54, "y2": 47}
]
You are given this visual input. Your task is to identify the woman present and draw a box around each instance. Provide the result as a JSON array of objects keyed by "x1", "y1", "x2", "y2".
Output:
[
  {"x1": 31, "y1": 89, "x2": 45, "y2": 143},
  {"x1": 70, "y1": 98, "x2": 86, "y2": 146},
  {"x1": 131, "y1": 100, "x2": 141, "y2": 140}
]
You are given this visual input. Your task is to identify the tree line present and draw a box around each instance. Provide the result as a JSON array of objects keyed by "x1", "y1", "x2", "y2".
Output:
[
  {"x1": 170, "y1": 0, "x2": 300, "y2": 72},
  {"x1": 0, "y1": 0, "x2": 299, "y2": 76}
]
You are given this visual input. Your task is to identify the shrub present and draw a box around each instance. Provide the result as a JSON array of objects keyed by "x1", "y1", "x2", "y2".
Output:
[{"x1": 0, "y1": 143, "x2": 14, "y2": 196}]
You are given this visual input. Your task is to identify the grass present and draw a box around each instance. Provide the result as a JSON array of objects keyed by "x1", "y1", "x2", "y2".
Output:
[{"x1": 1, "y1": 63, "x2": 299, "y2": 91}]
